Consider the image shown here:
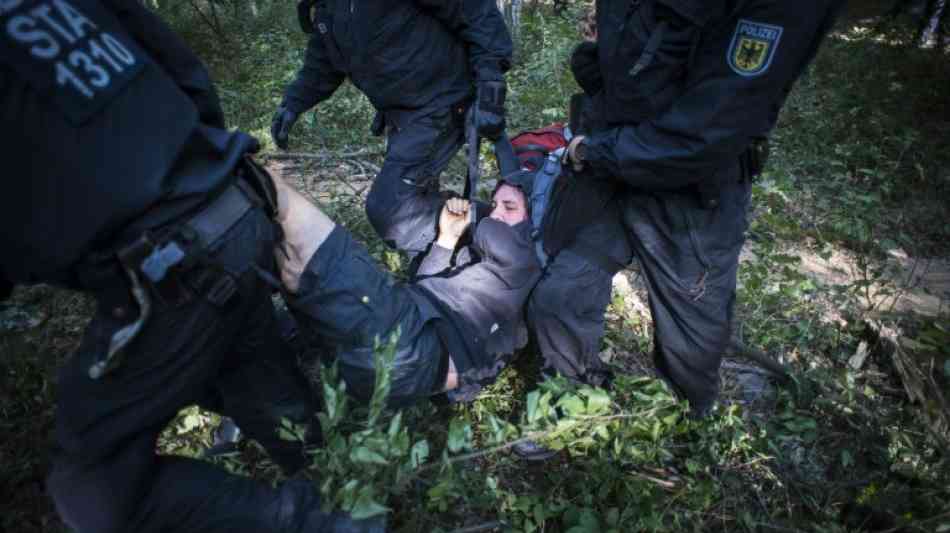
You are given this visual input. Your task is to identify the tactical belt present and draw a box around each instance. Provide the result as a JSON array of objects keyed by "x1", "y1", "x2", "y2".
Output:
[{"x1": 75, "y1": 176, "x2": 261, "y2": 379}]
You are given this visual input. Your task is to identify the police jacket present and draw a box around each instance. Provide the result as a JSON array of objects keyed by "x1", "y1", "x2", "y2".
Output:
[
  {"x1": 1, "y1": 0, "x2": 255, "y2": 287},
  {"x1": 282, "y1": 0, "x2": 513, "y2": 115},
  {"x1": 580, "y1": 0, "x2": 845, "y2": 190},
  {"x1": 410, "y1": 217, "x2": 540, "y2": 394}
]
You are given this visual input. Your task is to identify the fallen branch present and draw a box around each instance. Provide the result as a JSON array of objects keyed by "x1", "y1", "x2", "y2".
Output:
[
  {"x1": 261, "y1": 150, "x2": 381, "y2": 161},
  {"x1": 865, "y1": 319, "x2": 950, "y2": 446},
  {"x1": 448, "y1": 521, "x2": 508, "y2": 533}
]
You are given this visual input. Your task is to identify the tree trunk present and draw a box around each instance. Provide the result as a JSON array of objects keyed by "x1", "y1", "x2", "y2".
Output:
[
  {"x1": 918, "y1": 0, "x2": 947, "y2": 47},
  {"x1": 497, "y1": 0, "x2": 524, "y2": 55}
]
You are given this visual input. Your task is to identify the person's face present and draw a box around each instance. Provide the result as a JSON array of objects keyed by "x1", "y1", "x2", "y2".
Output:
[{"x1": 489, "y1": 184, "x2": 528, "y2": 226}]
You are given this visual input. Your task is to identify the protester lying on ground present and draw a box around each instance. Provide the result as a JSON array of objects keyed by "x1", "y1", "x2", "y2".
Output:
[{"x1": 273, "y1": 174, "x2": 541, "y2": 407}]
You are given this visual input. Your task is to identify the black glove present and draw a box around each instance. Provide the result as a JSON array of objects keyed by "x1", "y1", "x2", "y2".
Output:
[
  {"x1": 571, "y1": 41, "x2": 603, "y2": 95},
  {"x1": 474, "y1": 80, "x2": 507, "y2": 141},
  {"x1": 270, "y1": 105, "x2": 300, "y2": 150}
]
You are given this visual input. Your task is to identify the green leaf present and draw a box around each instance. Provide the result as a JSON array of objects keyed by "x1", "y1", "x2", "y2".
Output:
[
  {"x1": 387, "y1": 412, "x2": 403, "y2": 438},
  {"x1": 841, "y1": 449, "x2": 854, "y2": 468},
  {"x1": 350, "y1": 446, "x2": 389, "y2": 466},
  {"x1": 581, "y1": 387, "x2": 611, "y2": 414},
  {"x1": 447, "y1": 418, "x2": 473, "y2": 453},
  {"x1": 556, "y1": 394, "x2": 585, "y2": 416},
  {"x1": 410, "y1": 439, "x2": 429, "y2": 468},
  {"x1": 526, "y1": 390, "x2": 540, "y2": 423},
  {"x1": 350, "y1": 487, "x2": 389, "y2": 520}
]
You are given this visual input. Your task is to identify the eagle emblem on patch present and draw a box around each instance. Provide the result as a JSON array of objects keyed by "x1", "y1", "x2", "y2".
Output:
[{"x1": 727, "y1": 19, "x2": 783, "y2": 77}]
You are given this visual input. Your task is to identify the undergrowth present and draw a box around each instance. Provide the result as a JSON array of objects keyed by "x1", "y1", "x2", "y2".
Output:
[{"x1": 2, "y1": 1, "x2": 948, "y2": 532}]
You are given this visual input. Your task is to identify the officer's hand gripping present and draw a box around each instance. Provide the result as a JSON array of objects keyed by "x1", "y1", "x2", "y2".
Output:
[
  {"x1": 563, "y1": 135, "x2": 587, "y2": 172},
  {"x1": 271, "y1": 105, "x2": 300, "y2": 150},
  {"x1": 474, "y1": 80, "x2": 507, "y2": 141}
]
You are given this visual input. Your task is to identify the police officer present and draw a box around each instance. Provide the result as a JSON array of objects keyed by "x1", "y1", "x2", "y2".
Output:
[
  {"x1": 1, "y1": 1, "x2": 380, "y2": 531},
  {"x1": 528, "y1": 0, "x2": 845, "y2": 418},
  {"x1": 271, "y1": 0, "x2": 513, "y2": 259}
]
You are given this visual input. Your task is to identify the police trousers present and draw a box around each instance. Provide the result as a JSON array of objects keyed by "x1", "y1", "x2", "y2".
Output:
[
  {"x1": 365, "y1": 105, "x2": 466, "y2": 257},
  {"x1": 529, "y1": 173, "x2": 751, "y2": 414},
  {"x1": 47, "y1": 196, "x2": 333, "y2": 533}
]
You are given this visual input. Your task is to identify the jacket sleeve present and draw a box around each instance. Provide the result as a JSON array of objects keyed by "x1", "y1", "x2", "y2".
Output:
[
  {"x1": 416, "y1": 244, "x2": 456, "y2": 278},
  {"x1": 101, "y1": 0, "x2": 226, "y2": 128},
  {"x1": 282, "y1": 33, "x2": 347, "y2": 114},
  {"x1": 412, "y1": 0, "x2": 513, "y2": 80},
  {"x1": 584, "y1": 4, "x2": 843, "y2": 190}
]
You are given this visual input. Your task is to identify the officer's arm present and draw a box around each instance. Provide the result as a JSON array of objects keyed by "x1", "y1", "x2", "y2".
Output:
[
  {"x1": 282, "y1": 32, "x2": 347, "y2": 114},
  {"x1": 412, "y1": 0, "x2": 513, "y2": 81},
  {"x1": 100, "y1": 0, "x2": 226, "y2": 128},
  {"x1": 583, "y1": 7, "x2": 842, "y2": 190}
]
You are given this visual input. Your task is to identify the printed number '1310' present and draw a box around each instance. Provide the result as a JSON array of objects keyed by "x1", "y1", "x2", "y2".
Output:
[{"x1": 55, "y1": 32, "x2": 134, "y2": 98}]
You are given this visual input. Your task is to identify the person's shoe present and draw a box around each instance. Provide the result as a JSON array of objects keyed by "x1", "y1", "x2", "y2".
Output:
[{"x1": 512, "y1": 439, "x2": 559, "y2": 462}]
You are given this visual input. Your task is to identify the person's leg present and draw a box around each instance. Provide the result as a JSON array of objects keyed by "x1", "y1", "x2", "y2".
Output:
[
  {"x1": 282, "y1": 220, "x2": 447, "y2": 408},
  {"x1": 48, "y1": 208, "x2": 378, "y2": 533},
  {"x1": 277, "y1": 180, "x2": 447, "y2": 405},
  {"x1": 528, "y1": 248, "x2": 615, "y2": 384},
  {"x1": 527, "y1": 212, "x2": 631, "y2": 386},
  {"x1": 365, "y1": 106, "x2": 465, "y2": 256},
  {"x1": 622, "y1": 176, "x2": 751, "y2": 415}
]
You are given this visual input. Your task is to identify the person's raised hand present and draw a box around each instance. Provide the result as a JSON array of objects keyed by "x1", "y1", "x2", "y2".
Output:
[{"x1": 437, "y1": 198, "x2": 471, "y2": 249}]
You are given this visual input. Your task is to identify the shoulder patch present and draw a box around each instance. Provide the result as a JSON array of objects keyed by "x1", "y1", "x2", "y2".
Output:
[{"x1": 727, "y1": 19, "x2": 783, "y2": 77}]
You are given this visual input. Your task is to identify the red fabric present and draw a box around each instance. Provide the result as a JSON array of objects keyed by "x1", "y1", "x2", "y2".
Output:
[{"x1": 510, "y1": 123, "x2": 567, "y2": 170}]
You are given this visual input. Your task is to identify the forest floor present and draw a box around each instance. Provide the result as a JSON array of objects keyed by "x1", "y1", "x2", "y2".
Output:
[{"x1": 2, "y1": 1, "x2": 949, "y2": 532}]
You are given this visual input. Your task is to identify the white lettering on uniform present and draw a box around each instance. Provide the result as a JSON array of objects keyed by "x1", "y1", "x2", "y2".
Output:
[
  {"x1": 30, "y1": 3, "x2": 75, "y2": 43},
  {"x1": 7, "y1": 14, "x2": 59, "y2": 59},
  {"x1": 52, "y1": 0, "x2": 96, "y2": 40},
  {"x1": 739, "y1": 23, "x2": 777, "y2": 41},
  {"x1": 101, "y1": 32, "x2": 134, "y2": 65},
  {"x1": 5, "y1": 0, "x2": 139, "y2": 100}
]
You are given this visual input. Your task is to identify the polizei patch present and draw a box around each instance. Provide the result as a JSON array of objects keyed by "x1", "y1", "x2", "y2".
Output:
[{"x1": 727, "y1": 19, "x2": 783, "y2": 77}]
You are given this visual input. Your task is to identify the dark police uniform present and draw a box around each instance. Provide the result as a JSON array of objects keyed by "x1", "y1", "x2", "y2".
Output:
[
  {"x1": 286, "y1": 207, "x2": 540, "y2": 407},
  {"x1": 277, "y1": 0, "x2": 512, "y2": 255},
  {"x1": 531, "y1": 0, "x2": 845, "y2": 413},
  {"x1": 0, "y1": 1, "x2": 378, "y2": 531}
]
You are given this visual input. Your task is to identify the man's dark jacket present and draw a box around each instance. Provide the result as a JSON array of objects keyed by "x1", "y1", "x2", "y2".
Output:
[
  {"x1": 1, "y1": 0, "x2": 253, "y2": 288},
  {"x1": 282, "y1": 0, "x2": 513, "y2": 115},
  {"x1": 579, "y1": 0, "x2": 846, "y2": 190}
]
